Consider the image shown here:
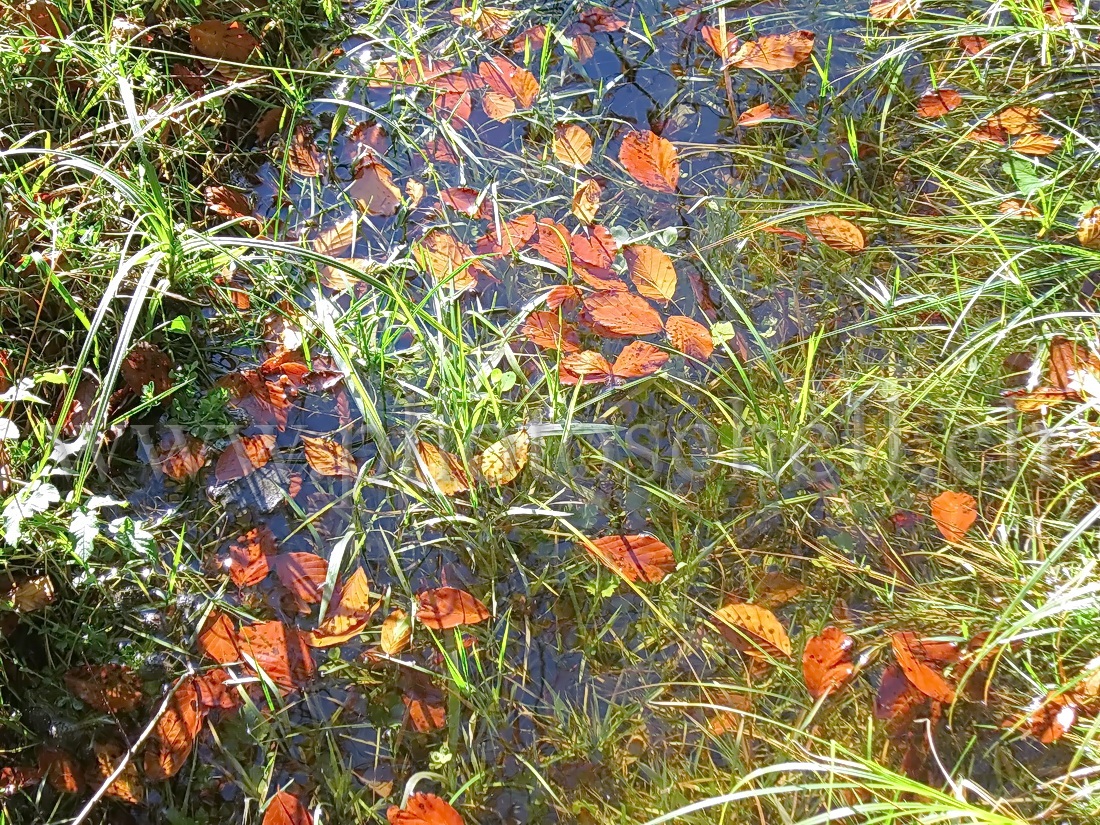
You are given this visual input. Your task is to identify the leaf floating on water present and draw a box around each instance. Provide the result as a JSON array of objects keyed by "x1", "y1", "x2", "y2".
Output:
[
  {"x1": 64, "y1": 664, "x2": 144, "y2": 713},
  {"x1": 263, "y1": 790, "x2": 314, "y2": 825},
  {"x1": 712, "y1": 603, "x2": 792, "y2": 658},
  {"x1": 583, "y1": 291, "x2": 664, "y2": 337},
  {"x1": 306, "y1": 567, "x2": 378, "y2": 647},
  {"x1": 189, "y1": 19, "x2": 260, "y2": 63},
  {"x1": 478, "y1": 56, "x2": 539, "y2": 117},
  {"x1": 94, "y1": 742, "x2": 142, "y2": 804},
  {"x1": 218, "y1": 370, "x2": 292, "y2": 430},
  {"x1": 989, "y1": 106, "x2": 1041, "y2": 135},
  {"x1": 349, "y1": 154, "x2": 402, "y2": 215},
  {"x1": 546, "y1": 284, "x2": 583, "y2": 310},
  {"x1": 228, "y1": 525, "x2": 275, "y2": 587},
  {"x1": 438, "y1": 186, "x2": 491, "y2": 219},
  {"x1": 413, "y1": 230, "x2": 489, "y2": 292},
  {"x1": 474, "y1": 430, "x2": 530, "y2": 485},
  {"x1": 287, "y1": 124, "x2": 323, "y2": 177},
  {"x1": 237, "y1": 619, "x2": 315, "y2": 692},
  {"x1": 624, "y1": 245, "x2": 678, "y2": 303},
  {"x1": 571, "y1": 178, "x2": 601, "y2": 224},
  {"x1": 381, "y1": 609, "x2": 412, "y2": 655},
  {"x1": 869, "y1": 0, "x2": 920, "y2": 21},
  {"x1": 388, "y1": 792, "x2": 465, "y2": 825},
  {"x1": 805, "y1": 214, "x2": 867, "y2": 253},
  {"x1": 272, "y1": 552, "x2": 329, "y2": 610},
  {"x1": 451, "y1": 5, "x2": 513, "y2": 39},
  {"x1": 415, "y1": 441, "x2": 470, "y2": 495},
  {"x1": 612, "y1": 341, "x2": 669, "y2": 379},
  {"x1": 1011, "y1": 133, "x2": 1061, "y2": 155},
  {"x1": 476, "y1": 214, "x2": 537, "y2": 256},
  {"x1": 729, "y1": 31, "x2": 815, "y2": 71},
  {"x1": 930, "y1": 490, "x2": 977, "y2": 543},
  {"x1": 738, "y1": 102, "x2": 791, "y2": 126},
  {"x1": 892, "y1": 631, "x2": 957, "y2": 703},
  {"x1": 916, "y1": 89, "x2": 962, "y2": 118},
  {"x1": 559, "y1": 350, "x2": 615, "y2": 385},
  {"x1": 582, "y1": 534, "x2": 676, "y2": 582},
  {"x1": 619, "y1": 130, "x2": 679, "y2": 193},
  {"x1": 700, "y1": 25, "x2": 740, "y2": 61},
  {"x1": 958, "y1": 34, "x2": 989, "y2": 54},
  {"x1": 553, "y1": 123, "x2": 594, "y2": 168},
  {"x1": 198, "y1": 611, "x2": 240, "y2": 664},
  {"x1": 417, "y1": 587, "x2": 490, "y2": 630},
  {"x1": 403, "y1": 686, "x2": 446, "y2": 731},
  {"x1": 522, "y1": 310, "x2": 581, "y2": 353},
  {"x1": 803, "y1": 627, "x2": 856, "y2": 699},
  {"x1": 215, "y1": 434, "x2": 277, "y2": 483},
  {"x1": 665, "y1": 316, "x2": 714, "y2": 361},
  {"x1": 301, "y1": 436, "x2": 358, "y2": 478},
  {"x1": 144, "y1": 678, "x2": 203, "y2": 781}
]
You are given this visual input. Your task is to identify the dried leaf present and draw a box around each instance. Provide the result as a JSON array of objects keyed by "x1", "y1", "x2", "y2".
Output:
[
  {"x1": 204, "y1": 185, "x2": 258, "y2": 229},
  {"x1": 559, "y1": 350, "x2": 615, "y2": 385},
  {"x1": 583, "y1": 534, "x2": 676, "y2": 582},
  {"x1": 215, "y1": 434, "x2": 276, "y2": 483},
  {"x1": 522, "y1": 310, "x2": 581, "y2": 353},
  {"x1": 301, "y1": 436, "x2": 357, "y2": 478},
  {"x1": 1045, "y1": 0, "x2": 1076, "y2": 23},
  {"x1": 306, "y1": 567, "x2": 378, "y2": 647},
  {"x1": 287, "y1": 124, "x2": 323, "y2": 177},
  {"x1": 37, "y1": 748, "x2": 83, "y2": 794},
  {"x1": 388, "y1": 792, "x2": 465, "y2": 825},
  {"x1": 805, "y1": 214, "x2": 867, "y2": 253},
  {"x1": 122, "y1": 342, "x2": 173, "y2": 396},
  {"x1": 619, "y1": 130, "x2": 679, "y2": 193},
  {"x1": 571, "y1": 178, "x2": 601, "y2": 224},
  {"x1": 93, "y1": 742, "x2": 141, "y2": 804},
  {"x1": 738, "y1": 102, "x2": 791, "y2": 126},
  {"x1": 311, "y1": 216, "x2": 357, "y2": 257},
  {"x1": 451, "y1": 5, "x2": 513, "y2": 39},
  {"x1": 64, "y1": 664, "x2": 143, "y2": 713},
  {"x1": 756, "y1": 571, "x2": 806, "y2": 607},
  {"x1": 729, "y1": 31, "x2": 815, "y2": 71},
  {"x1": 218, "y1": 370, "x2": 292, "y2": 430},
  {"x1": 875, "y1": 662, "x2": 927, "y2": 721},
  {"x1": 665, "y1": 315, "x2": 715, "y2": 361},
  {"x1": 273, "y1": 552, "x2": 329, "y2": 609},
  {"x1": 14, "y1": 1, "x2": 69, "y2": 38},
  {"x1": 6, "y1": 575, "x2": 55, "y2": 613},
  {"x1": 1011, "y1": 133, "x2": 1061, "y2": 156},
  {"x1": 381, "y1": 609, "x2": 412, "y2": 655},
  {"x1": 189, "y1": 20, "x2": 260, "y2": 63},
  {"x1": 713, "y1": 603, "x2": 792, "y2": 658},
  {"x1": 413, "y1": 230, "x2": 488, "y2": 292},
  {"x1": 930, "y1": 490, "x2": 977, "y2": 543},
  {"x1": 916, "y1": 89, "x2": 962, "y2": 118},
  {"x1": 416, "y1": 441, "x2": 470, "y2": 495},
  {"x1": 547, "y1": 284, "x2": 583, "y2": 309},
  {"x1": 198, "y1": 611, "x2": 240, "y2": 664},
  {"x1": 227, "y1": 525, "x2": 275, "y2": 588},
  {"x1": 144, "y1": 679, "x2": 203, "y2": 781},
  {"x1": 403, "y1": 683, "x2": 446, "y2": 731},
  {"x1": 700, "y1": 25, "x2": 739, "y2": 61},
  {"x1": 194, "y1": 668, "x2": 237, "y2": 710},
  {"x1": 803, "y1": 627, "x2": 856, "y2": 699},
  {"x1": 417, "y1": 587, "x2": 490, "y2": 630},
  {"x1": 958, "y1": 35, "x2": 988, "y2": 54},
  {"x1": 583, "y1": 291, "x2": 664, "y2": 337},
  {"x1": 892, "y1": 632, "x2": 956, "y2": 703},
  {"x1": 474, "y1": 430, "x2": 530, "y2": 485},
  {"x1": 553, "y1": 124, "x2": 594, "y2": 168},
  {"x1": 870, "y1": 0, "x2": 920, "y2": 21},
  {"x1": 1078, "y1": 206, "x2": 1100, "y2": 248},
  {"x1": 237, "y1": 620, "x2": 315, "y2": 692},
  {"x1": 612, "y1": 341, "x2": 669, "y2": 379},
  {"x1": 999, "y1": 199, "x2": 1041, "y2": 219},
  {"x1": 624, "y1": 245, "x2": 678, "y2": 303},
  {"x1": 0, "y1": 766, "x2": 41, "y2": 796},
  {"x1": 263, "y1": 790, "x2": 314, "y2": 825},
  {"x1": 478, "y1": 56, "x2": 539, "y2": 109},
  {"x1": 476, "y1": 214, "x2": 537, "y2": 256},
  {"x1": 349, "y1": 155, "x2": 402, "y2": 215}
]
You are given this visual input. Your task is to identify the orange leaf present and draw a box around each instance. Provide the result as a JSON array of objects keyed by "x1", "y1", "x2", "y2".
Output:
[
  {"x1": 930, "y1": 490, "x2": 977, "y2": 543},
  {"x1": 700, "y1": 25, "x2": 739, "y2": 61},
  {"x1": 553, "y1": 123, "x2": 594, "y2": 168},
  {"x1": 712, "y1": 603, "x2": 792, "y2": 658},
  {"x1": 416, "y1": 441, "x2": 470, "y2": 495},
  {"x1": 14, "y1": 1, "x2": 70, "y2": 38},
  {"x1": 1011, "y1": 133, "x2": 1061, "y2": 155},
  {"x1": 870, "y1": 0, "x2": 920, "y2": 21},
  {"x1": 583, "y1": 291, "x2": 664, "y2": 337},
  {"x1": 438, "y1": 187, "x2": 491, "y2": 219},
  {"x1": 237, "y1": 620, "x2": 315, "y2": 692},
  {"x1": 37, "y1": 747, "x2": 83, "y2": 794},
  {"x1": 194, "y1": 668, "x2": 238, "y2": 710},
  {"x1": 619, "y1": 130, "x2": 679, "y2": 193},
  {"x1": 612, "y1": 341, "x2": 669, "y2": 379},
  {"x1": 287, "y1": 124, "x2": 323, "y2": 177},
  {"x1": 1077, "y1": 206, "x2": 1100, "y2": 248},
  {"x1": 189, "y1": 20, "x2": 260, "y2": 63},
  {"x1": 388, "y1": 792, "x2": 465, "y2": 825},
  {"x1": 624, "y1": 245, "x2": 678, "y2": 303},
  {"x1": 559, "y1": 350, "x2": 615, "y2": 385},
  {"x1": 380, "y1": 609, "x2": 412, "y2": 655},
  {"x1": 546, "y1": 284, "x2": 583, "y2": 309},
  {"x1": 875, "y1": 662, "x2": 927, "y2": 722},
  {"x1": 729, "y1": 31, "x2": 814, "y2": 71},
  {"x1": 154, "y1": 431, "x2": 208, "y2": 481},
  {"x1": 215, "y1": 434, "x2": 276, "y2": 483},
  {"x1": 892, "y1": 632, "x2": 957, "y2": 703},
  {"x1": 522, "y1": 310, "x2": 581, "y2": 353},
  {"x1": 93, "y1": 742, "x2": 142, "y2": 804},
  {"x1": 451, "y1": 5, "x2": 513, "y2": 39},
  {"x1": 1048, "y1": 335, "x2": 1100, "y2": 393},
  {"x1": 413, "y1": 230, "x2": 489, "y2": 292},
  {"x1": 218, "y1": 370, "x2": 292, "y2": 430},
  {"x1": 403, "y1": 683, "x2": 446, "y2": 731},
  {"x1": 64, "y1": 664, "x2": 143, "y2": 713},
  {"x1": 806, "y1": 214, "x2": 867, "y2": 253},
  {"x1": 802, "y1": 627, "x2": 856, "y2": 699},
  {"x1": 475, "y1": 214, "x2": 537, "y2": 256},
  {"x1": 916, "y1": 89, "x2": 962, "y2": 118},
  {"x1": 989, "y1": 106, "x2": 1042, "y2": 135},
  {"x1": 1028, "y1": 693, "x2": 1077, "y2": 743},
  {"x1": 263, "y1": 790, "x2": 314, "y2": 825},
  {"x1": 349, "y1": 155, "x2": 402, "y2": 215},
  {"x1": 478, "y1": 56, "x2": 538, "y2": 107},
  {"x1": 144, "y1": 679, "x2": 203, "y2": 781},
  {"x1": 665, "y1": 315, "x2": 714, "y2": 361},
  {"x1": 272, "y1": 552, "x2": 329, "y2": 609},
  {"x1": 301, "y1": 436, "x2": 357, "y2": 478},
  {"x1": 198, "y1": 611, "x2": 240, "y2": 664},
  {"x1": 571, "y1": 178, "x2": 601, "y2": 224},
  {"x1": 958, "y1": 35, "x2": 988, "y2": 54},
  {"x1": 738, "y1": 102, "x2": 791, "y2": 126},
  {"x1": 582, "y1": 534, "x2": 676, "y2": 582},
  {"x1": 417, "y1": 587, "x2": 490, "y2": 630},
  {"x1": 311, "y1": 216, "x2": 358, "y2": 257},
  {"x1": 228, "y1": 525, "x2": 275, "y2": 587},
  {"x1": 306, "y1": 567, "x2": 378, "y2": 647}
]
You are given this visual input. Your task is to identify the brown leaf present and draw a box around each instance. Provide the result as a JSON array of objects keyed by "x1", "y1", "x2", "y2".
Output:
[
  {"x1": 619, "y1": 130, "x2": 679, "y2": 193},
  {"x1": 416, "y1": 441, "x2": 470, "y2": 495},
  {"x1": 380, "y1": 609, "x2": 412, "y2": 655},
  {"x1": 204, "y1": 185, "x2": 257, "y2": 226},
  {"x1": 875, "y1": 662, "x2": 927, "y2": 722},
  {"x1": 803, "y1": 627, "x2": 856, "y2": 699},
  {"x1": 612, "y1": 341, "x2": 670, "y2": 379},
  {"x1": 417, "y1": 587, "x2": 490, "y2": 630},
  {"x1": 513, "y1": 25, "x2": 548, "y2": 53},
  {"x1": 154, "y1": 431, "x2": 208, "y2": 481},
  {"x1": 93, "y1": 742, "x2": 142, "y2": 804},
  {"x1": 583, "y1": 291, "x2": 664, "y2": 337},
  {"x1": 311, "y1": 216, "x2": 358, "y2": 257},
  {"x1": 306, "y1": 567, "x2": 378, "y2": 647},
  {"x1": 122, "y1": 342, "x2": 173, "y2": 396},
  {"x1": 287, "y1": 124, "x2": 323, "y2": 177},
  {"x1": 665, "y1": 315, "x2": 714, "y2": 361},
  {"x1": 756, "y1": 571, "x2": 806, "y2": 607},
  {"x1": 474, "y1": 430, "x2": 530, "y2": 485},
  {"x1": 218, "y1": 370, "x2": 292, "y2": 430},
  {"x1": 958, "y1": 35, "x2": 988, "y2": 54},
  {"x1": 194, "y1": 668, "x2": 238, "y2": 710},
  {"x1": 451, "y1": 5, "x2": 513, "y2": 38},
  {"x1": 0, "y1": 766, "x2": 41, "y2": 796},
  {"x1": 553, "y1": 124, "x2": 594, "y2": 168},
  {"x1": 729, "y1": 31, "x2": 815, "y2": 71},
  {"x1": 413, "y1": 231, "x2": 488, "y2": 292},
  {"x1": 215, "y1": 434, "x2": 277, "y2": 483},
  {"x1": 301, "y1": 436, "x2": 357, "y2": 478},
  {"x1": 998, "y1": 199, "x2": 1041, "y2": 219},
  {"x1": 1011, "y1": 133, "x2": 1061, "y2": 155},
  {"x1": 700, "y1": 25, "x2": 739, "y2": 61},
  {"x1": 228, "y1": 525, "x2": 275, "y2": 587},
  {"x1": 1077, "y1": 206, "x2": 1100, "y2": 248},
  {"x1": 930, "y1": 490, "x2": 977, "y2": 543},
  {"x1": 198, "y1": 611, "x2": 240, "y2": 664},
  {"x1": 582, "y1": 534, "x2": 676, "y2": 582},
  {"x1": 14, "y1": 1, "x2": 69, "y2": 38},
  {"x1": 237, "y1": 620, "x2": 315, "y2": 692},
  {"x1": 805, "y1": 214, "x2": 867, "y2": 253},
  {"x1": 6, "y1": 575, "x2": 55, "y2": 613},
  {"x1": 272, "y1": 552, "x2": 329, "y2": 609},
  {"x1": 738, "y1": 102, "x2": 791, "y2": 126},
  {"x1": 546, "y1": 284, "x2": 583, "y2": 310},
  {"x1": 388, "y1": 792, "x2": 465, "y2": 825},
  {"x1": 713, "y1": 603, "x2": 792, "y2": 658},
  {"x1": 349, "y1": 155, "x2": 402, "y2": 215},
  {"x1": 64, "y1": 664, "x2": 143, "y2": 713},
  {"x1": 870, "y1": 0, "x2": 920, "y2": 21},
  {"x1": 990, "y1": 106, "x2": 1041, "y2": 135},
  {"x1": 438, "y1": 187, "x2": 490, "y2": 219},
  {"x1": 38, "y1": 747, "x2": 83, "y2": 794},
  {"x1": 522, "y1": 311, "x2": 581, "y2": 353},
  {"x1": 559, "y1": 350, "x2": 615, "y2": 385},
  {"x1": 263, "y1": 790, "x2": 314, "y2": 825},
  {"x1": 916, "y1": 89, "x2": 962, "y2": 118},
  {"x1": 571, "y1": 179, "x2": 602, "y2": 224},
  {"x1": 189, "y1": 20, "x2": 260, "y2": 63},
  {"x1": 144, "y1": 679, "x2": 203, "y2": 781},
  {"x1": 1045, "y1": 0, "x2": 1076, "y2": 22},
  {"x1": 403, "y1": 684, "x2": 446, "y2": 731},
  {"x1": 624, "y1": 245, "x2": 678, "y2": 303},
  {"x1": 1049, "y1": 335, "x2": 1100, "y2": 393},
  {"x1": 892, "y1": 632, "x2": 958, "y2": 703}
]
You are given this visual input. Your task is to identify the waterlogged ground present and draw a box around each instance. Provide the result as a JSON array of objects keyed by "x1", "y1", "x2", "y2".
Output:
[{"x1": 4, "y1": 0, "x2": 1100, "y2": 822}]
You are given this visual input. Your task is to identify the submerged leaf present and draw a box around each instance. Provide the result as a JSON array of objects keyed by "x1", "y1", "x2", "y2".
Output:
[
  {"x1": 624, "y1": 245, "x2": 678, "y2": 303},
  {"x1": 474, "y1": 430, "x2": 530, "y2": 485},
  {"x1": 803, "y1": 627, "x2": 856, "y2": 699},
  {"x1": 582, "y1": 534, "x2": 676, "y2": 582},
  {"x1": 583, "y1": 291, "x2": 664, "y2": 337},
  {"x1": 417, "y1": 587, "x2": 490, "y2": 630},
  {"x1": 553, "y1": 123, "x2": 594, "y2": 168},
  {"x1": 415, "y1": 441, "x2": 470, "y2": 495},
  {"x1": 729, "y1": 31, "x2": 814, "y2": 71},
  {"x1": 805, "y1": 214, "x2": 867, "y2": 253},
  {"x1": 712, "y1": 603, "x2": 792, "y2": 658},
  {"x1": 301, "y1": 436, "x2": 358, "y2": 478},
  {"x1": 388, "y1": 793, "x2": 465, "y2": 825}
]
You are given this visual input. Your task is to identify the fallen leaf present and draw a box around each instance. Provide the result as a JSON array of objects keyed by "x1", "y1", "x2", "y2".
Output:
[
  {"x1": 478, "y1": 56, "x2": 539, "y2": 110},
  {"x1": 301, "y1": 436, "x2": 357, "y2": 478},
  {"x1": 583, "y1": 291, "x2": 664, "y2": 337},
  {"x1": 193, "y1": 668, "x2": 237, "y2": 710},
  {"x1": 806, "y1": 214, "x2": 867, "y2": 253},
  {"x1": 413, "y1": 230, "x2": 488, "y2": 292},
  {"x1": 582, "y1": 534, "x2": 676, "y2": 582},
  {"x1": 729, "y1": 31, "x2": 815, "y2": 71},
  {"x1": 892, "y1": 631, "x2": 956, "y2": 703},
  {"x1": 439, "y1": 187, "x2": 491, "y2": 219},
  {"x1": 665, "y1": 315, "x2": 715, "y2": 361},
  {"x1": 476, "y1": 214, "x2": 537, "y2": 256},
  {"x1": 553, "y1": 123, "x2": 594, "y2": 168},
  {"x1": 0, "y1": 766, "x2": 41, "y2": 796},
  {"x1": 349, "y1": 154, "x2": 402, "y2": 215},
  {"x1": 700, "y1": 25, "x2": 739, "y2": 61},
  {"x1": 306, "y1": 567, "x2": 378, "y2": 647},
  {"x1": 237, "y1": 620, "x2": 315, "y2": 692},
  {"x1": 559, "y1": 350, "x2": 615, "y2": 385},
  {"x1": 204, "y1": 185, "x2": 258, "y2": 229},
  {"x1": 14, "y1": 1, "x2": 69, "y2": 38},
  {"x1": 215, "y1": 434, "x2": 277, "y2": 483},
  {"x1": 287, "y1": 124, "x2": 323, "y2": 177},
  {"x1": 522, "y1": 311, "x2": 581, "y2": 353},
  {"x1": 1045, "y1": 0, "x2": 1075, "y2": 22},
  {"x1": 474, "y1": 430, "x2": 530, "y2": 485},
  {"x1": 388, "y1": 792, "x2": 465, "y2": 825},
  {"x1": 122, "y1": 342, "x2": 173, "y2": 396},
  {"x1": 93, "y1": 742, "x2": 141, "y2": 804},
  {"x1": 64, "y1": 664, "x2": 144, "y2": 713},
  {"x1": 406, "y1": 178, "x2": 427, "y2": 208},
  {"x1": 624, "y1": 245, "x2": 678, "y2": 303},
  {"x1": 998, "y1": 199, "x2": 1041, "y2": 219},
  {"x1": 227, "y1": 525, "x2": 275, "y2": 587},
  {"x1": 1049, "y1": 335, "x2": 1100, "y2": 394},
  {"x1": 1027, "y1": 693, "x2": 1077, "y2": 743},
  {"x1": 738, "y1": 102, "x2": 791, "y2": 126},
  {"x1": 189, "y1": 19, "x2": 260, "y2": 63},
  {"x1": 1011, "y1": 133, "x2": 1061, "y2": 155},
  {"x1": 198, "y1": 611, "x2": 240, "y2": 664},
  {"x1": 930, "y1": 490, "x2": 977, "y2": 543},
  {"x1": 451, "y1": 5, "x2": 513, "y2": 38},
  {"x1": 547, "y1": 284, "x2": 583, "y2": 309},
  {"x1": 571, "y1": 179, "x2": 602, "y2": 224},
  {"x1": 513, "y1": 25, "x2": 547, "y2": 53},
  {"x1": 272, "y1": 552, "x2": 329, "y2": 609},
  {"x1": 403, "y1": 683, "x2": 446, "y2": 731},
  {"x1": 756, "y1": 570, "x2": 805, "y2": 607},
  {"x1": 712, "y1": 603, "x2": 792, "y2": 658},
  {"x1": 612, "y1": 341, "x2": 670, "y2": 379},
  {"x1": 6, "y1": 575, "x2": 55, "y2": 613},
  {"x1": 803, "y1": 627, "x2": 856, "y2": 698},
  {"x1": 417, "y1": 587, "x2": 490, "y2": 630},
  {"x1": 37, "y1": 747, "x2": 82, "y2": 794},
  {"x1": 958, "y1": 35, "x2": 988, "y2": 54},
  {"x1": 218, "y1": 370, "x2": 292, "y2": 430},
  {"x1": 416, "y1": 441, "x2": 470, "y2": 495},
  {"x1": 619, "y1": 130, "x2": 679, "y2": 193},
  {"x1": 381, "y1": 609, "x2": 412, "y2": 655},
  {"x1": 870, "y1": 0, "x2": 920, "y2": 21},
  {"x1": 990, "y1": 106, "x2": 1041, "y2": 135},
  {"x1": 144, "y1": 679, "x2": 203, "y2": 781},
  {"x1": 572, "y1": 33, "x2": 596, "y2": 61},
  {"x1": 578, "y1": 7, "x2": 626, "y2": 32},
  {"x1": 311, "y1": 216, "x2": 358, "y2": 256},
  {"x1": 916, "y1": 89, "x2": 962, "y2": 118},
  {"x1": 875, "y1": 662, "x2": 927, "y2": 721},
  {"x1": 263, "y1": 790, "x2": 314, "y2": 825}
]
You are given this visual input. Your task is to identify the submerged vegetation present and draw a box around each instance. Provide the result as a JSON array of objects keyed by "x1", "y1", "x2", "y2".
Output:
[{"x1": 2, "y1": 0, "x2": 1100, "y2": 822}]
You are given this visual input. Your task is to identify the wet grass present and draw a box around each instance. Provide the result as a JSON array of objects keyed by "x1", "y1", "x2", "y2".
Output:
[{"x1": 3, "y1": 0, "x2": 1100, "y2": 823}]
